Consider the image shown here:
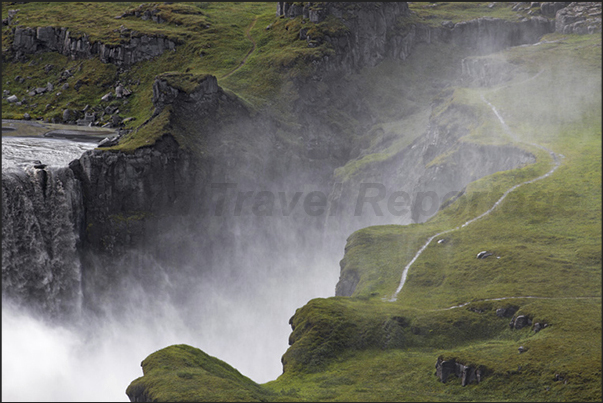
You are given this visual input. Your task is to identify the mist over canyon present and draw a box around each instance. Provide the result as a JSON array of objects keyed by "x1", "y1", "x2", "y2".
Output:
[{"x1": 2, "y1": 2, "x2": 601, "y2": 402}]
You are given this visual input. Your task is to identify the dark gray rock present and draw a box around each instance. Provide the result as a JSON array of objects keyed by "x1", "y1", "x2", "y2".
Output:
[
  {"x1": 111, "y1": 115, "x2": 123, "y2": 126},
  {"x1": 115, "y1": 84, "x2": 124, "y2": 98},
  {"x1": 510, "y1": 314, "x2": 532, "y2": 330},
  {"x1": 540, "y1": 2, "x2": 569, "y2": 18},
  {"x1": 7, "y1": 94, "x2": 18, "y2": 103},
  {"x1": 496, "y1": 306, "x2": 518, "y2": 318},
  {"x1": 435, "y1": 357, "x2": 485, "y2": 386},
  {"x1": 11, "y1": 26, "x2": 177, "y2": 67},
  {"x1": 151, "y1": 74, "x2": 220, "y2": 117},
  {"x1": 298, "y1": 3, "x2": 555, "y2": 75},
  {"x1": 23, "y1": 113, "x2": 31, "y2": 120}
]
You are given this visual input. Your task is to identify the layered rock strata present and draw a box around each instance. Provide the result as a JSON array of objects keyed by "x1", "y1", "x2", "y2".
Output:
[{"x1": 11, "y1": 25, "x2": 176, "y2": 66}]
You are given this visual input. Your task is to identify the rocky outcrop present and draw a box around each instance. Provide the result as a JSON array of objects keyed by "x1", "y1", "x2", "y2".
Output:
[
  {"x1": 126, "y1": 344, "x2": 270, "y2": 402},
  {"x1": 118, "y1": 3, "x2": 167, "y2": 24},
  {"x1": 11, "y1": 25, "x2": 176, "y2": 66},
  {"x1": 277, "y1": 2, "x2": 555, "y2": 74},
  {"x1": 331, "y1": 91, "x2": 536, "y2": 274},
  {"x1": 540, "y1": 2, "x2": 571, "y2": 18},
  {"x1": 435, "y1": 357, "x2": 486, "y2": 386},
  {"x1": 68, "y1": 133, "x2": 200, "y2": 256},
  {"x1": 555, "y1": 2, "x2": 602, "y2": 34},
  {"x1": 509, "y1": 314, "x2": 533, "y2": 330},
  {"x1": 151, "y1": 74, "x2": 221, "y2": 117}
]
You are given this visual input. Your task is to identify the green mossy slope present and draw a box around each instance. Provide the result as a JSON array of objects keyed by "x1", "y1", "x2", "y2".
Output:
[{"x1": 126, "y1": 344, "x2": 273, "y2": 402}]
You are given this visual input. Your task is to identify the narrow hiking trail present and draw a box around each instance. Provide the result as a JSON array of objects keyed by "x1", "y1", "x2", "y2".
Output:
[
  {"x1": 389, "y1": 77, "x2": 564, "y2": 303},
  {"x1": 436, "y1": 296, "x2": 600, "y2": 311},
  {"x1": 221, "y1": 16, "x2": 258, "y2": 80}
]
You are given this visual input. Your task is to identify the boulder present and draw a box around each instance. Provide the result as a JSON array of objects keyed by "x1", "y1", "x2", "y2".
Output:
[
  {"x1": 7, "y1": 95, "x2": 18, "y2": 103},
  {"x1": 98, "y1": 136, "x2": 120, "y2": 147},
  {"x1": 101, "y1": 92, "x2": 113, "y2": 102},
  {"x1": 115, "y1": 84, "x2": 124, "y2": 98},
  {"x1": 435, "y1": 357, "x2": 485, "y2": 386},
  {"x1": 62, "y1": 109, "x2": 72, "y2": 122},
  {"x1": 509, "y1": 314, "x2": 532, "y2": 330},
  {"x1": 23, "y1": 113, "x2": 31, "y2": 120},
  {"x1": 477, "y1": 251, "x2": 493, "y2": 259}
]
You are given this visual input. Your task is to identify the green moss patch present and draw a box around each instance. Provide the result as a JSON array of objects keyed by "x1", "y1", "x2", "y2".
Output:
[{"x1": 126, "y1": 344, "x2": 273, "y2": 402}]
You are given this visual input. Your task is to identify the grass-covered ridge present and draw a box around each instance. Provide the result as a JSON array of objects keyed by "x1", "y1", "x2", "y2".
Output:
[
  {"x1": 126, "y1": 344, "x2": 274, "y2": 402},
  {"x1": 125, "y1": 26, "x2": 600, "y2": 401},
  {"x1": 3, "y1": 2, "x2": 600, "y2": 401},
  {"x1": 1, "y1": 2, "x2": 351, "y2": 130}
]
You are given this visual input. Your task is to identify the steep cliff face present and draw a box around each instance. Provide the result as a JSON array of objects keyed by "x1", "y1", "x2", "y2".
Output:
[
  {"x1": 11, "y1": 25, "x2": 176, "y2": 65},
  {"x1": 277, "y1": 2, "x2": 554, "y2": 74},
  {"x1": 69, "y1": 134, "x2": 200, "y2": 255},
  {"x1": 333, "y1": 94, "x2": 536, "y2": 297}
]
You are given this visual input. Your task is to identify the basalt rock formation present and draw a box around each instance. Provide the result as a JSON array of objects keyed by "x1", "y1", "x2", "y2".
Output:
[
  {"x1": 11, "y1": 25, "x2": 176, "y2": 66},
  {"x1": 555, "y1": 2, "x2": 602, "y2": 34},
  {"x1": 277, "y1": 2, "x2": 554, "y2": 74}
]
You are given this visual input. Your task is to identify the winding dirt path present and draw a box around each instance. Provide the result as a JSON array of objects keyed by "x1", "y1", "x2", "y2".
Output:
[
  {"x1": 220, "y1": 16, "x2": 258, "y2": 80},
  {"x1": 389, "y1": 79, "x2": 563, "y2": 302}
]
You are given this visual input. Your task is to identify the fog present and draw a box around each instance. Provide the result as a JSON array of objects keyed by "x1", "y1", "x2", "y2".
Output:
[
  {"x1": 2, "y1": 239, "x2": 342, "y2": 401},
  {"x1": 2, "y1": 134, "x2": 345, "y2": 401},
  {"x1": 3, "y1": 22, "x2": 601, "y2": 403}
]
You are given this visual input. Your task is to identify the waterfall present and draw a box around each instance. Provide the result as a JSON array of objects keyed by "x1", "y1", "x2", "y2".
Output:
[{"x1": 2, "y1": 164, "x2": 85, "y2": 318}]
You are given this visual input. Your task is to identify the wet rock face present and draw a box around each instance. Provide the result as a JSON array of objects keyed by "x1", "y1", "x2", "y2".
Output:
[
  {"x1": 68, "y1": 134, "x2": 200, "y2": 256},
  {"x1": 11, "y1": 26, "x2": 176, "y2": 66}
]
